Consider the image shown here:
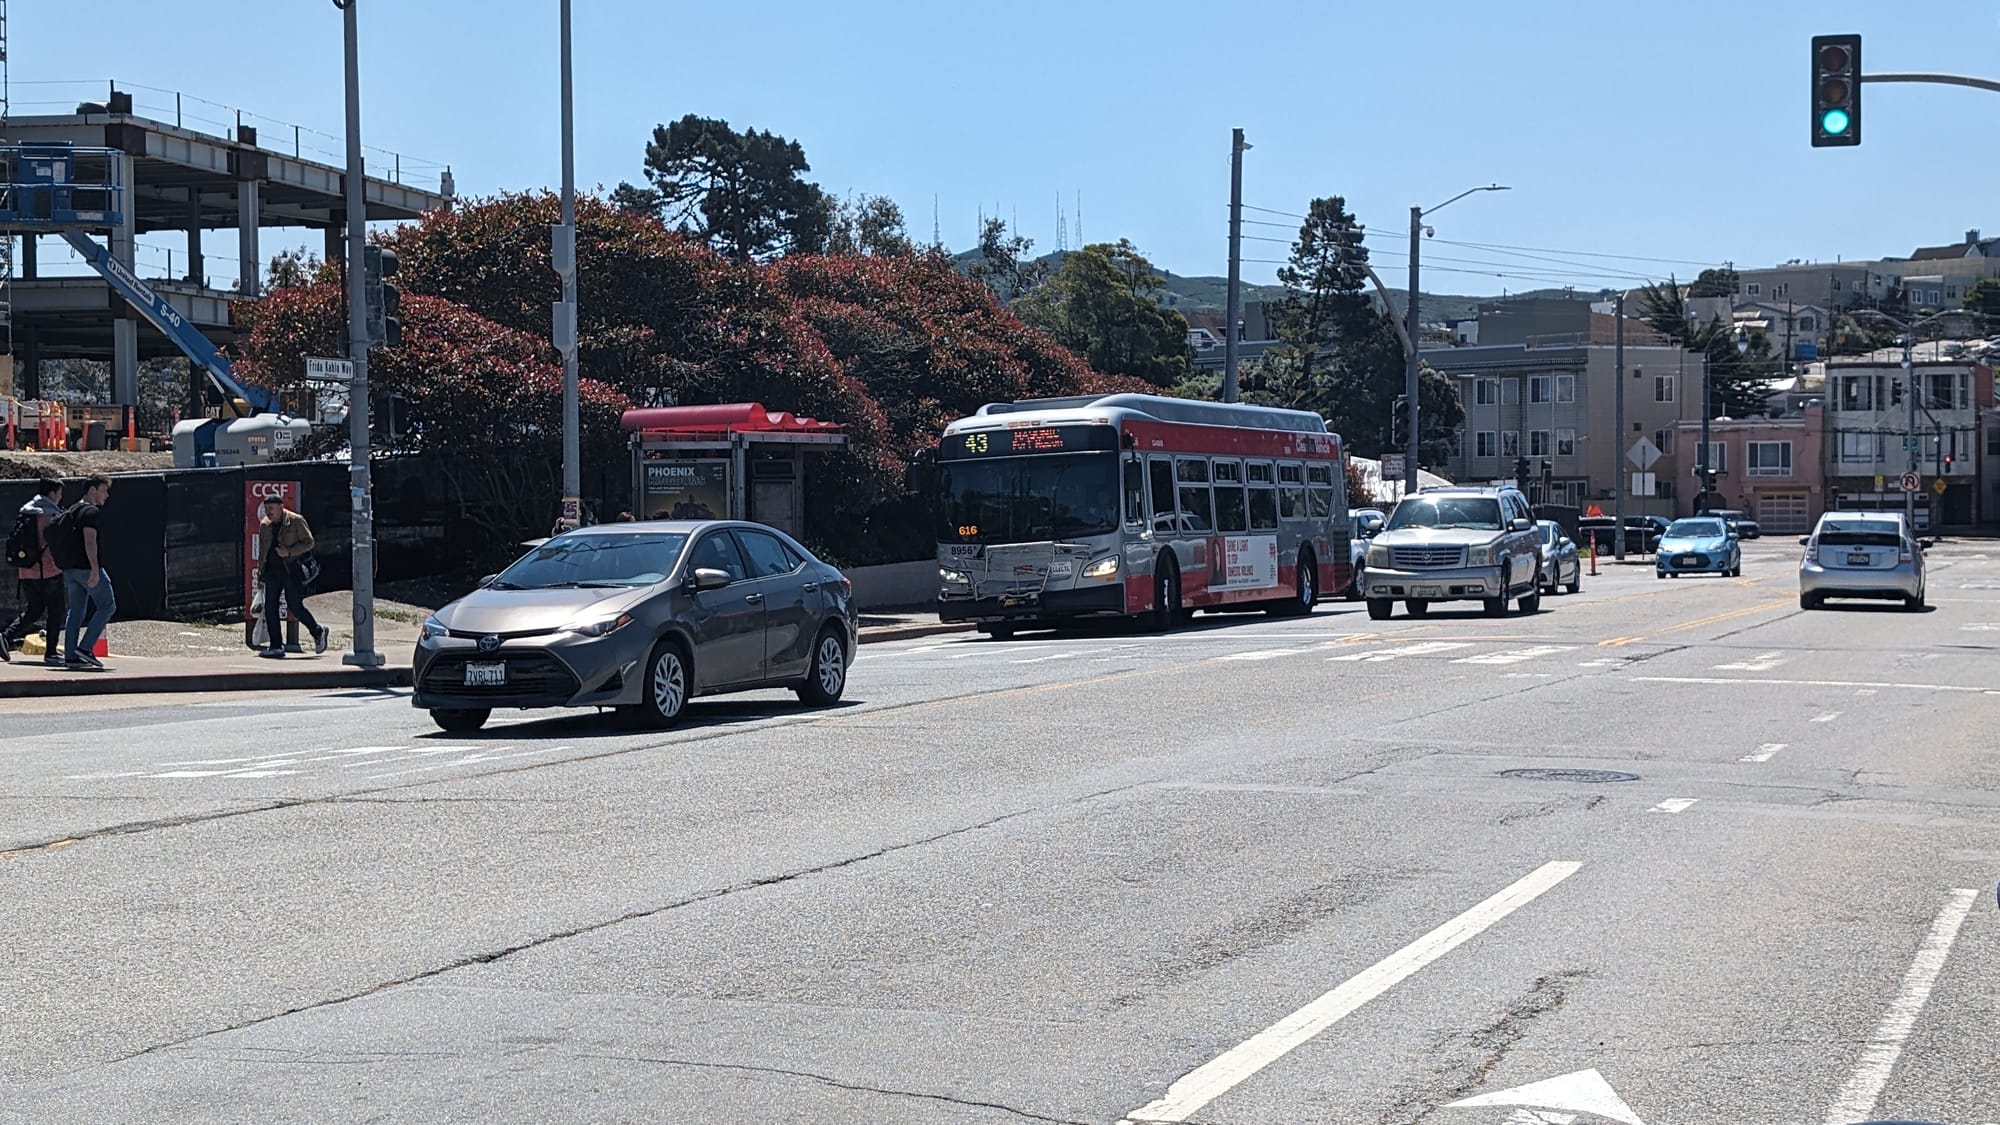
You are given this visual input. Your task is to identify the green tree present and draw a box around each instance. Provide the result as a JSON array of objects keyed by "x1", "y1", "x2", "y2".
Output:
[
  {"x1": 1964, "y1": 277, "x2": 2000, "y2": 318},
  {"x1": 1637, "y1": 279, "x2": 1778, "y2": 418},
  {"x1": 1415, "y1": 362, "x2": 1466, "y2": 470},
  {"x1": 1686, "y1": 266, "x2": 1739, "y2": 299},
  {"x1": 1011, "y1": 240, "x2": 1193, "y2": 387},
  {"x1": 965, "y1": 217, "x2": 1050, "y2": 302},
  {"x1": 1261, "y1": 196, "x2": 1408, "y2": 458},
  {"x1": 612, "y1": 114, "x2": 832, "y2": 260},
  {"x1": 825, "y1": 194, "x2": 914, "y2": 258}
]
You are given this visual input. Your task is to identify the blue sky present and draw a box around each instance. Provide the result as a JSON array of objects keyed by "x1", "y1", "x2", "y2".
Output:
[{"x1": 13, "y1": 0, "x2": 1999, "y2": 295}]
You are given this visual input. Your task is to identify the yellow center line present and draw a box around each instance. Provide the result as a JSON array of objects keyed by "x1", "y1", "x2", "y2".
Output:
[
  {"x1": 1658, "y1": 596, "x2": 1797, "y2": 635},
  {"x1": 1598, "y1": 635, "x2": 1645, "y2": 647}
]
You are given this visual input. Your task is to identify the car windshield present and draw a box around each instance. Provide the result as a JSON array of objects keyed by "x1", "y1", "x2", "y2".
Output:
[
  {"x1": 1667, "y1": 519, "x2": 1724, "y2": 538},
  {"x1": 937, "y1": 453, "x2": 1119, "y2": 545},
  {"x1": 1818, "y1": 526, "x2": 1901, "y2": 547},
  {"x1": 1387, "y1": 496, "x2": 1503, "y2": 531},
  {"x1": 492, "y1": 531, "x2": 690, "y2": 589}
]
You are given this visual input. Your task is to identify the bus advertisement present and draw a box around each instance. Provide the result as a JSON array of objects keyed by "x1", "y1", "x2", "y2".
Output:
[{"x1": 934, "y1": 393, "x2": 1350, "y2": 635}]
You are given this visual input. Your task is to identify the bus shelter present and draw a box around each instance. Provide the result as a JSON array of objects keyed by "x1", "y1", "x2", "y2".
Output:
[{"x1": 621, "y1": 403, "x2": 847, "y2": 540}]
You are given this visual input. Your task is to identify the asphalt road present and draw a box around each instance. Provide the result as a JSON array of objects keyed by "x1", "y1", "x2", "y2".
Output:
[{"x1": 4, "y1": 540, "x2": 1998, "y2": 1125}]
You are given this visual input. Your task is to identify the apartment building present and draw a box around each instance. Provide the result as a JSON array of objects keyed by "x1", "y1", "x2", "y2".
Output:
[
  {"x1": 1821, "y1": 344, "x2": 1993, "y2": 530},
  {"x1": 1423, "y1": 338, "x2": 1705, "y2": 516},
  {"x1": 1671, "y1": 406, "x2": 1826, "y2": 533}
]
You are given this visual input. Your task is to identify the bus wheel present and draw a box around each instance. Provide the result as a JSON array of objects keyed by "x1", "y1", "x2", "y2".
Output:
[
  {"x1": 1366, "y1": 598, "x2": 1393, "y2": 621},
  {"x1": 1151, "y1": 558, "x2": 1181, "y2": 633},
  {"x1": 1269, "y1": 548, "x2": 1316, "y2": 616}
]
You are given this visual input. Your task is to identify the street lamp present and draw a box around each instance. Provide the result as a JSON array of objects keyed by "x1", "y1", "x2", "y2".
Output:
[{"x1": 1405, "y1": 184, "x2": 1509, "y2": 494}]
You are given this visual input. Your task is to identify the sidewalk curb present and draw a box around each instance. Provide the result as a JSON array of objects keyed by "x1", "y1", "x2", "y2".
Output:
[
  {"x1": 0, "y1": 665, "x2": 413, "y2": 699},
  {"x1": 859, "y1": 622, "x2": 972, "y2": 645}
]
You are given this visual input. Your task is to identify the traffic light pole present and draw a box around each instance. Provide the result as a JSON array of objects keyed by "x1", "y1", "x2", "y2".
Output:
[
  {"x1": 1613, "y1": 293, "x2": 1626, "y2": 559},
  {"x1": 338, "y1": 0, "x2": 382, "y2": 669},
  {"x1": 1904, "y1": 337, "x2": 1917, "y2": 530},
  {"x1": 557, "y1": 0, "x2": 581, "y2": 524},
  {"x1": 1863, "y1": 72, "x2": 2000, "y2": 96}
]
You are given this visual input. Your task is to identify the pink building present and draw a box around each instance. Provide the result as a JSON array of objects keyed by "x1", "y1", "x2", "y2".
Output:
[{"x1": 1671, "y1": 404, "x2": 1826, "y2": 535}]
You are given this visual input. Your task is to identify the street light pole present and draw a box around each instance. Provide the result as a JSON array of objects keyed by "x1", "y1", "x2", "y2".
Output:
[
  {"x1": 1613, "y1": 292, "x2": 1626, "y2": 559},
  {"x1": 1904, "y1": 334, "x2": 1917, "y2": 529},
  {"x1": 557, "y1": 0, "x2": 580, "y2": 524},
  {"x1": 1222, "y1": 128, "x2": 1247, "y2": 404},
  {"x1": 338, "y1": 0, "x2": 382, "y2": 669},
  {"x1": 1404, "y1": 184, "x2": 1508, "y2": 495}
]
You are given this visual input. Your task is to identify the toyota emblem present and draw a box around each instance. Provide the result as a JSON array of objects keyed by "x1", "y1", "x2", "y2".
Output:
[{"x1": 477, "y1": 634, "x2": 502, "y2": 654}]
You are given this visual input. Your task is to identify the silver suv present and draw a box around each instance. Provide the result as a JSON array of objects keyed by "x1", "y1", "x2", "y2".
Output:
[{"x1": 1361, "y1": 486, "x2": 1544, "y2": 620}]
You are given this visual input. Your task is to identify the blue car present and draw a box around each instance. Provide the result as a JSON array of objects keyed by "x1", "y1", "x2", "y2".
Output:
[{"x1": 1656, "y1": 515, "x2": 1741, "y2": 578}]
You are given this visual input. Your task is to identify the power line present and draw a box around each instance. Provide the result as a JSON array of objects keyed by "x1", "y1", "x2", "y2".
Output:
[
  {"x1": 1431, "y1": 237, "x2": 1724, "y2": 269},
  {"x1": 1243, "y1": 204, "x2": 1306, "y2": 219}
]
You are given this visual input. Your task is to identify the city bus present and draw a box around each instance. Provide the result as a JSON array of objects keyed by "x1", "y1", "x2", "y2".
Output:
[{"x1": 934, "y1": 393, "x2": 1350, "y2": 635}]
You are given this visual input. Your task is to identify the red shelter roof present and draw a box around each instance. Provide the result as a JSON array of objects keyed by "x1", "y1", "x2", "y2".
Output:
[{"x1": 620, "y1": 402, "x2": 844, "y2": 436}]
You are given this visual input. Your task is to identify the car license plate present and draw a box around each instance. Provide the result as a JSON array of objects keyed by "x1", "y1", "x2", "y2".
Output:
[
  {"x1": 463, "y1": 661, "x2": 506, "y2": 687},
  {"x1": 1679, "y1": 555, "x2": 1699, "y2": 566},
  {"x1": 1847, "y1": 552, "x2": 1870, "y2": 566},
  {"x1": 1412, "y1": 585, "x2": 1443, "y2": 598},
  {"x1": 1001, "y1": 595, "x2": 1033, "y2": 608}
]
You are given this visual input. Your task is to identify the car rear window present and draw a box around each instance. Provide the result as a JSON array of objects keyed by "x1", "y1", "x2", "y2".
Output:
[{"x1": 1818, "y1": 528, "x2": 1900, "y2": 547}]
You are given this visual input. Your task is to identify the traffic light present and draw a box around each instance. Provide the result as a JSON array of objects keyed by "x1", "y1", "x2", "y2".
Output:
[
  {"x1": 1811, "y1": 34, "x2": 1861, "y2": 147},
  {"x1": 363, "y1": 245, "x2": 402, "y2": 347},
  {"x1": 1891, "y1": 378, "x2": 1904, "y2": 405},
  {"x1": 1390, "y1": 395, "x2": 1409, "y2": 447}
]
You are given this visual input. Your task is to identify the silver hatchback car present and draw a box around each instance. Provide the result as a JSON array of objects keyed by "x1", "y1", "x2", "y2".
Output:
[
  {"x1": 413, "y1": 521, "x2": 858, "y2": 732},
  {"x1": 1798, "y1": 511, "x2": 1929, "y2": 611}
]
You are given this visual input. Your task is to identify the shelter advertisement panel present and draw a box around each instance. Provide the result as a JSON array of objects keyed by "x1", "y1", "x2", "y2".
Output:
[{"x1": 642, "y1": 460, "x2": 729, "y2": 521}]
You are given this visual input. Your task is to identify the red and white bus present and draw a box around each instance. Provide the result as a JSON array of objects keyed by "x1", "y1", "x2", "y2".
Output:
[{"x1": 934, "y1": 393, "x2": 1350, "y2": 635}]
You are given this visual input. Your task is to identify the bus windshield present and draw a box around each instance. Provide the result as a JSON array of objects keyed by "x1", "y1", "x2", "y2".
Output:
[{"x1": 938, "y1": 454, "x2": 1119, "y2": 545}]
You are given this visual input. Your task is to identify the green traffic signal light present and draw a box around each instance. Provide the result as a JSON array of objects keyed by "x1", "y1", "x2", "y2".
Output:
[{"x1": 1821, "y1": 107, "x2": 1852, "y2": 136}]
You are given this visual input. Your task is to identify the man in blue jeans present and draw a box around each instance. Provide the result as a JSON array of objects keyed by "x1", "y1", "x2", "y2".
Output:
[{"x1": 49, "y1": 474, "x2": 114, "y2": 672}]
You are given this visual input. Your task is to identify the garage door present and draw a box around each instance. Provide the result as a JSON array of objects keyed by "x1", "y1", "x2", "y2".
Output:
[{"x1": 1757, "y1": 493, "x2": 1809, "y2": 534}]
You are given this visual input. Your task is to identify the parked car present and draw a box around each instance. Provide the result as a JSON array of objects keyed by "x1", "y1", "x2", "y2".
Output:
[
  {"x1": 1710, "y1": 509, "x2": 1762, "y2": 539},
  {"x1": 412, "y1": 521, "x2": 859, "y2": 732},
  {"x1": 1578, "y1": 515, "x2": 1669, "y2": 554},
  {"x1": 1656, "y1": 516, "x2": 1742, "y2": 578},
  {"x1": 1344, "y1": 508, "x2": 1388, "y2": 599},
  {"x1": 1799, "y1": 511, "x2": 1929, "y2": 610},
  {"x1": 1535, "y1": 520, "x2": 1582, "y2": 595},
  {"x1": 1360, "y1": 485, "x2": 1544, "y2": 619}
]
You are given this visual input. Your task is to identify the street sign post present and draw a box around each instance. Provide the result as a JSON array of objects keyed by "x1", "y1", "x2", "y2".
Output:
[
  {"x1": 1380, "y1": 452, "x2": 1405, "y2": 480},
  {"x1": 1934, "y1": 476, "x2": 1949, "y2": 495},
  {"x1": 304, "y1": 356, "x2": 353, "y2": 384},
  {"x1": 1900, "y1": 471, "x2": 1921, "y2": 492},
  {"x1": 1630, "y1": 471, "x2": 1655, "y2": 497}
]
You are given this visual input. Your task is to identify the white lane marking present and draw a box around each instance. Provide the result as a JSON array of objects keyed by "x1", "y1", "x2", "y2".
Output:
[
  {"x1": 223, "y1": 770, "x2": 301, "y2": 778},
  {"x1": 1011, "y1": 651, "x2": 1081, "y2": 665},
  {"x1": 155, "y1": 757, "x2": 255, "y2": 767},
  {"x1": 1855, "y1": 689, "x2": 1877, "y2": 696},
  {"x1": 1455, "y1": 645, "x2": 1573, "y2": 666},
  {"x1": 1577, "y1": 659, "x2": 1630, "y2": 669},
  {"x1": 1812, "y1": 711, "x2": 1842, "y2": 723},
  {"x1": 1632, "y1": 676, "x2": 1998, "y2": 695},
  {"x1": 1741, "y1": 743, "x2": 1787, "y2": 763},
  {"x1": 1213, "y1": 648, "x2": 1300, "y2": 662},
  {"x1": 149, "y1": 770, "x2": 235, "y2": 778},
  {"x1": 1448, "y1": 1069, "x2": 1647, "y2": 1125},
  {"x1": 1714, "y1": 650, "x2": 1787, "y2": 671},
  {"x1": 1649, "y1": 798, "x2": 1698, "y2": 814},
  {"x1": 1328, "y1": 641, "x2": 1475, "y2": 663},
  {"x1": 320, "y1": 745, "x2": 409, "y2": 756},
  {"x1": 360, "y1": 746, "x2": 566, "y2": 780},
  {"x1": 1115, "y1": 860, "x2": 1582, "y2": 1124},
  {"x1": 1821, "y1": 888, "x2": 1980, "y2": 1125}
]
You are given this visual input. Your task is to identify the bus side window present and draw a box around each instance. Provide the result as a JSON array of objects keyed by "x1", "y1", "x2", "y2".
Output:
[
  {"x1": 1307, "y1": 464, "x2": 1338, "y2": 520},
  {"x1": 1122, "y1": 458, "x2": 1146, "y2": 526},
  {"x1": 1148, "y1": 458, "x2": 1176, "y2": 526},
  {"x1": 1176, "y1": 458, "x2": 1213, "y2": 533}
]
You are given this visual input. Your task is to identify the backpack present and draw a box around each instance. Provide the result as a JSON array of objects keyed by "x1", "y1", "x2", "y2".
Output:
[
  {"x1": 4, "y1": 509, "x2": 40, "y2": 569},
  {"x1": 44, "y1": 504, "x2": 86, "y2": 569}
]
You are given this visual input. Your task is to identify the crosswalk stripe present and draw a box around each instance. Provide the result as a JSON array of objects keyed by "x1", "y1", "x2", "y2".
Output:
[
  {"x1": 1454, "y1": 645, "x2": 1574, "y2": 665},
  {"x1": 1329, "y1": 641, "x2": 1475, "y2": 663}
]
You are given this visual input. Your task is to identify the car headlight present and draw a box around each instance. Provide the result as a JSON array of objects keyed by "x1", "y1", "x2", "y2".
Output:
[
  {"x1": 1466, "y1": 544, "x2": 1495, "y2": 566},
  {"x1": 1082, "y1": 556, "x2": 1120, "y2": 579},
  {"x1": 939, "y1": 567, "x2": 970, "y2": 585},
  {"x1": 1366, "y1": 544, "x2": 1391, "y2": 567},
  {"x1": 421, "y1": 615, "x2": 448, "y2": 640},
  {"x1": 568, "y1": 612, "x2": 633, "y2": 638}
]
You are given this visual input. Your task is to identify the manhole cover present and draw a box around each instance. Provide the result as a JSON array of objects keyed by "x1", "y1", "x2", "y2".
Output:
[{"x1": 1499, "y1": 768, "x2": 1640, "y2": 784}]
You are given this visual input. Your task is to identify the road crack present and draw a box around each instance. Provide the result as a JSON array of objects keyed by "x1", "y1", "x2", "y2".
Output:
[
  {"x1": 572, "y1": 1054, "x2": 1091, "y2": 1124},
  {"x1": 108, "y1": 781, "x2": 1148, "y2": 1065},
  {"x1": 1380, "y1": 968, "x2": 1592, "y2": 1125}
]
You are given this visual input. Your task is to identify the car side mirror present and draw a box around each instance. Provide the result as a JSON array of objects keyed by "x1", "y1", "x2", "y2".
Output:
[
  {"x1": 478, "y1": 574, "x2": 499, "y2": 589},
  {"x1": 1920, "y1": 539, "x2": 1935, "y2": 551},
  {"x1": 1798, "y1": 536, "x2": 1811, "y2": 546},
  {"x1": 689, "y1": 567, "x2": 733, "y2": 592},
  {"x1": 1511, "y1": 517, "x2": 1533, "y2": 531}
]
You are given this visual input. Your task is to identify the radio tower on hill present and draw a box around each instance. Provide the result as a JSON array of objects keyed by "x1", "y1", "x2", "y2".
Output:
[{"x1": 1055, "y1": 192, "x2": 1068, "y2": 254}]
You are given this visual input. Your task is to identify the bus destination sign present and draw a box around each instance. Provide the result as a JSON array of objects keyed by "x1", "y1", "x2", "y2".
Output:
[{"x1": 940, "y1": 424, "x2": 1117, "y2": 459}]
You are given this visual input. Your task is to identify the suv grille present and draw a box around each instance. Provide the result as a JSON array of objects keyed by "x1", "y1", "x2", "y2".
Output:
[
  {"x1": 421, "y1": 651, "x2": 580, "y2": 699},
  {"x1": 1391, "y1": 545, "x2": 1466, "y2": 569}
]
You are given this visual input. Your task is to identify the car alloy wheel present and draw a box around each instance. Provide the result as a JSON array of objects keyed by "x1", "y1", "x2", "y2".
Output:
[
  {"x1": 798, "y1": 628, "x2": 848, "y2": 705},
  {"x1": 645, "y1": 642, "x2": 689, "y2": 726}
]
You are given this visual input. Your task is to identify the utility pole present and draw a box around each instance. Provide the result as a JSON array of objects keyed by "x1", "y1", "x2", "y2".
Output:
[
  {"x1": 556, "y1": 0, "x2": 581, "y2": 528},
  {"x1": 1222, "y1": 128, "x2": 1247, "y2": 403},
  {"x1": 1697, "y1": 350, "x2": 1712, "y2": 513},
  {"x1": 1613, "y1": 292, "x2": 1627, "y2": 559},
  {"x1": 1404, "y1": 204, "x2": 1422, "y2": 496},
  {"x1": 1904, "y1": 334, "x2": 1917, "y2": 529},
  {"x1": 338, "y1": 0, "x2": 382, "y2": 669}
]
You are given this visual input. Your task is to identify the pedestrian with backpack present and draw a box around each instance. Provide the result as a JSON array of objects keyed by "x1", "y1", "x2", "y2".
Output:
[
  {"x1": 47, "y1": 474, "x2": 114, "y2": 672},
  {"x1": 255, "y1": 495, "x2": 329, "y2": 658},
  {"x1": 2, "y1": 478, "x2": 67, "y2": 665}
]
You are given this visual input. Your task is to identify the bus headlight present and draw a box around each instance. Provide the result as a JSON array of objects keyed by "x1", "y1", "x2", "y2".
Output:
[
  {"x1": 1366, "y1": 544, "x2": 1391, "y2": 568},
  {"x1": 1082, "y1": 556, "x2": 1121, "y2": 579},
  {"x1": 939, "y1": 567, "x2": 970, "y2": 585}
]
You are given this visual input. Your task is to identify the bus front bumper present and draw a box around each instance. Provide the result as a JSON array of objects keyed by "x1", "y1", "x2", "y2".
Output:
[{"x1": 938, "y1": 584, "x2": 1126, "y2": 623}]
